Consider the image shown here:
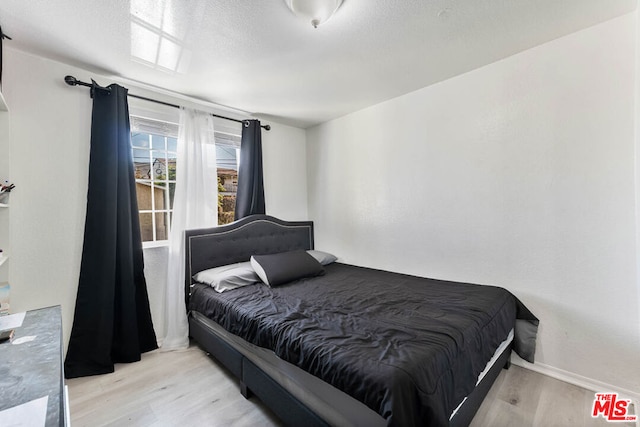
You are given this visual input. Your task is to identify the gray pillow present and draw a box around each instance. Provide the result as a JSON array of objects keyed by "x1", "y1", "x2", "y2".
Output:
[
  {"x1": 250, "y1": 250, "x2": 324, "y2": 287},
  {"x1": 193, "y1": 261, "x2": 260, "y2": 293},
  {"x1": 306, "y1": 250, "x2": 337, "y2": 266}
]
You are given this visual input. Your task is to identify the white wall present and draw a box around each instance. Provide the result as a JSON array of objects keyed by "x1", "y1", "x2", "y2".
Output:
[
  {"x1": 2, "y1": 47, "x2": 308, "y2": 349},
  {"x1": 0, "y1": 92, "x2": 11, "y2": 286},
  {"x1": 263, "y1": 123, "x2": 308, "y2": 220},
  {"x1": 3, "y1": 49, "x2": 92, "y2": 350},
  {"x1": 307, "y1": 13, "x2": 639, "y2": 395}
]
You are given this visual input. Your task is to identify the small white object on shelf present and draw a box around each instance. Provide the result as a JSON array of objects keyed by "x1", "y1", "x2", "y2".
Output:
[{"x1": 0, "y1": 311, "x2": 24, "y2": 330}]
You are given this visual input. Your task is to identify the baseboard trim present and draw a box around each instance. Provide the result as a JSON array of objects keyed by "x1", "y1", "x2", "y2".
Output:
[{"x1": 512, "y1": 355, "x2": 640, "y2": 402}]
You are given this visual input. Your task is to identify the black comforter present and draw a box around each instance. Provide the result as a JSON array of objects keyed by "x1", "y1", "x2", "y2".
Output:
[{"x1": 189, "y1": 263, "x2": 537, "y2": 426}]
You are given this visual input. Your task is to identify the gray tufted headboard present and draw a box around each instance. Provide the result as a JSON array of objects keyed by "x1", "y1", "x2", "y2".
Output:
[{"x1": 184, "y1": 215, "x2": 314, "y2": 304}]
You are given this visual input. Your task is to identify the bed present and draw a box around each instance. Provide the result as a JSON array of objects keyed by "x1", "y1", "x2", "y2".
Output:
[{"x1": 184, "y1": 215, "x2": 538, "y2": 426}]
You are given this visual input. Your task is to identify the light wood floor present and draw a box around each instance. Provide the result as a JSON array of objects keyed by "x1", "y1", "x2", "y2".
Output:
[{"x1": 67, "y1": 343, "x2": 635, "y2": 427}]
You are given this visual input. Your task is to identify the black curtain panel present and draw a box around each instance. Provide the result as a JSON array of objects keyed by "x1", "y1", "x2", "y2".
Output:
[
  {"x1": 235, "y1": 119, "x2": 266, "y2": 220},
  {"x1": 65, "y1": 83, "x2": 157, "y2": 379}
]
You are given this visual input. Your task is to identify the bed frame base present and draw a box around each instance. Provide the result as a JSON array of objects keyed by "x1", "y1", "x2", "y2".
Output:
[
  {"x1": 240, "y1": 381, "x2": 252, "y2": 399},
  {"x1": 504, "y1": 356, "x2": 512, "y2": 370},
  {"x1": 243, "y1": 358, "x2": 328, "y2": 427},
  {"x1": 190, "y1": 313, "x2": 329, "y2": 426},
  {"x1": 449, "y1": 344, "x2": 511, "y2": 427},
  {"x1": 190, "y1": 312, "x2": 510, "y2": 427}
]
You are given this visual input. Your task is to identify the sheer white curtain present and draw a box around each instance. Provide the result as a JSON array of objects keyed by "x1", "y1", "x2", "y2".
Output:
[{"x1": 162, "y1": 108, "x2": 218, "y2": 350}]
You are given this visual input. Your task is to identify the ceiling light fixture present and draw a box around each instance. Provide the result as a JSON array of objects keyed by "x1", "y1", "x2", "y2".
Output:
[{"x1": 284, "y1": 0, "x2": 344, "y2": 28}]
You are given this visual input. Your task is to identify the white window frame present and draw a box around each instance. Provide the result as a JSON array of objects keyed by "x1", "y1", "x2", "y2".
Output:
[
  {"x1": 129, "y1": 107, "x2": 242, "y2": 249},
  {"x1": 131, "y1": 117, "x2": 178, "y2": 248}
]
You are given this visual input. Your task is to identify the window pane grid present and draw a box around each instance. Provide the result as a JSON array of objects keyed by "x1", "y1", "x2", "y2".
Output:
[
  {"x1": 133, "y1": 131, "x2": 175, "y2": 244},
  {"x1": 132, "y1": 120, "x2": 239, "y2": 242}
]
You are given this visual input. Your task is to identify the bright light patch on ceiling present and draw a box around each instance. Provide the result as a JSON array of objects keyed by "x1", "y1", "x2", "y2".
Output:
[
  {"x1": 157, "y1": 37, "x2": 181, "y2": 70},
  {"x1": 130, "y1": 21, "x2": 159, "y2": 64},
  {"x1": 130, "y1": 0, "x2": 163, "y2": 28},
  {"x1": 129, "y1": 0, "x2": 192, "y2": 74},
  {"x1": 159, "y1": 0, "x2": 186, "y2": 40}
]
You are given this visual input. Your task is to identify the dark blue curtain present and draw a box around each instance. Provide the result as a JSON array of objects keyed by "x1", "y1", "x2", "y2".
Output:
[
  {"x1": 65, "y1": 83, "x2": 157, "y2": 379},
  {"x1": 235, "y1": 119, "x2": 265, "y2": 219}
]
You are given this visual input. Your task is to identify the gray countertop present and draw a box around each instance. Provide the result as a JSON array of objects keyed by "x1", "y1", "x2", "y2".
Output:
[{"x1": 0, "y1": 306, "x2": 65, "y2": 426}]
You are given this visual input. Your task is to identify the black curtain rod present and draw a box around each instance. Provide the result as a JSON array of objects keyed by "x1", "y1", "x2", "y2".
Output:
[{"x1": 64, "y1": 75, "x2": 270, "y2": 131}]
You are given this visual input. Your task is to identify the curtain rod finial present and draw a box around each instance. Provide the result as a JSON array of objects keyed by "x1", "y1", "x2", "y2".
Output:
[
  {"x1": 64, "y1": 75, "x2": 78, "y2": 86},
  {"x1": 264, "y1": 124, "x2": 271, "y2": 131}
]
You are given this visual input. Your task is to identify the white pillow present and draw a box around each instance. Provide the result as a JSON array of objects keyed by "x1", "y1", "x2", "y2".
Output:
[
  {"x1": 307, "y1": 250, "x2": 338, "y2": 266},
  {"x1": 193, "y1": 261, "x2": 260, "y2": 293}
]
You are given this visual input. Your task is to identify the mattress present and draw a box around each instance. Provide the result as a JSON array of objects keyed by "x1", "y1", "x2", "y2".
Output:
[{"x1": 189, "y1": 263, "x2": 527, "y2": 426}]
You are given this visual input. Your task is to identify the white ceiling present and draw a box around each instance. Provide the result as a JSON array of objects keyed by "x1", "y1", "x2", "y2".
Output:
[{"x1": 0, "y1": 0, "x2": 636, "y2": 128}]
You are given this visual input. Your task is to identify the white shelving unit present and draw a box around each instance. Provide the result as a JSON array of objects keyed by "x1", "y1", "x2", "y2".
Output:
[{"x1": 0, "y1": 203, "x2": 8, "y2": 208}]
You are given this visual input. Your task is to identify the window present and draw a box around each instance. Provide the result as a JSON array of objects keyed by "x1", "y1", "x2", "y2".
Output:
[
  {"x1": 215, "y1": 135, "x2": 241, "y2": 226},
  {"x1": 131, "y1": 115, "x2": 240, "y2": 246},
  {"x1": 132, "y1": 130, "x2": 177, "y2": 244}
]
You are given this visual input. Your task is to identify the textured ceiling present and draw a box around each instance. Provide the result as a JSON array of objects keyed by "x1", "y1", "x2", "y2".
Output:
[{"x1": 0, "y1": 0, "x2": 636, "y2": 128}]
